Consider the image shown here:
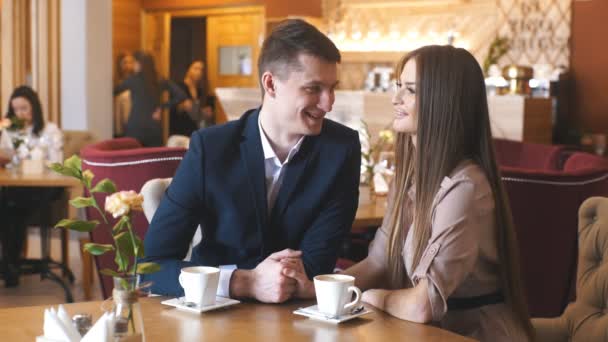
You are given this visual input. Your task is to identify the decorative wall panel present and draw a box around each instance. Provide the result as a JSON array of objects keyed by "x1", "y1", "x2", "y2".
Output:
[
  {"x1": 496, "y1": 0, "x2": 570, "y2": 68},
  {"x1": 323, "y1": 0, "x2": 571, "y2": 87}
]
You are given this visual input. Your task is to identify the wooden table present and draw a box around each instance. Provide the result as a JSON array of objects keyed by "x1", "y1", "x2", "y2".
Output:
[
  {"x1": 353, "y1": 186, "x2": 386, "y2": 232},
  {"x1": 0, "y1": 167, "x2": 81, "y2": 189},
  {"x1": 0, "y1": 297, "x2": 474, "y2": 341},
  {"x1": 0, "y1": 167, "x2": 82, "y2": 302}
]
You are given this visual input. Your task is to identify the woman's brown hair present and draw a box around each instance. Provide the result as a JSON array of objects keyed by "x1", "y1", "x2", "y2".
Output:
[{"x1": 385, "y1": 45, "x2": 533, "y2": 339}]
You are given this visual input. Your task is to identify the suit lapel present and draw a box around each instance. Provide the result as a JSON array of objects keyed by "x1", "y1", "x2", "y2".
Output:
[
  {"x1": 239, "y1": 110, "x2": 268, "y2": 249},
  {"x1": 270, "y1": 136, "x2": 318, "y2": 222}
]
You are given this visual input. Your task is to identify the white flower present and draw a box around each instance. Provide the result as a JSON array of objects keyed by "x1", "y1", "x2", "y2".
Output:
[{"x1": 105, "y1": 190, "x2": 144, "y2": 218}]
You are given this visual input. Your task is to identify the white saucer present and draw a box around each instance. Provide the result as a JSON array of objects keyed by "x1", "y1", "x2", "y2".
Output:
[
  {"x1": 293, "y1": 305, "x2": 372, "y2": 324},
  {"x1": 161, "y1": 296, "x2": 240, "y2": 314}
]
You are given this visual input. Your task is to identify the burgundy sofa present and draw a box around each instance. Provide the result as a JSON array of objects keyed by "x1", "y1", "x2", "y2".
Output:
[
  {"x1": 80, "y1": 138, "x2": 186, "y2": 298},
  {"x1": 494, "y1": 139, "x2": 608, "y2": 318}
]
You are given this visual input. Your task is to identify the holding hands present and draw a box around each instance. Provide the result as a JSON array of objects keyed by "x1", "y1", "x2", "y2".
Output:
[
  {"x1": 280, "y1": 255, "x2": 315, "y2": 299},
  {"x1": 230, "y1": 249, "x2": 302, "y2": 303}
]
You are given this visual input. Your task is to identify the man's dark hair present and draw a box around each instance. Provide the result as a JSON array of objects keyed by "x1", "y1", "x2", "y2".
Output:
[{"x1": 258, "y1": 19, "x2": 341, "y2": 93}]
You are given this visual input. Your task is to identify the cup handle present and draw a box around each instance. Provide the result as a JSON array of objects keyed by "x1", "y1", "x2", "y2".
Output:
[
  {"x1": 343, "y1": 286, "x2": 362, "y2": 312},
  {"x1": 178, "y1": 274, "x2": 185, "y2": 289}
]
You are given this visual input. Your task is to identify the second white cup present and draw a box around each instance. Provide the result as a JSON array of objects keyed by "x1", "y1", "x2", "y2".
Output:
[
  {"x1": 178, "y1": 266, "x2": 220, "y2": 307},
  {"x1": 313, "y1": 274, "x2": 361, "y2": 317}
]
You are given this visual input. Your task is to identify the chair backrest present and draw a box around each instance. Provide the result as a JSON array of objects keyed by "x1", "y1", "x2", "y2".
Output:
[
  {"x1": 533, "y1": 197, "x2": 608, "y2": 341},
  {"x1": 500, "y1": 151, "x2": 608, "y2": 317},
  {"x1": 140, "y1": 177, "x2": 202, "y2": 262},
  {"x1": 493, "y1": 138, "x2": 568, "y2": 171},
  {"x1": 569, "y1": 197, "x2": 608, "y2": 340},
  {"x1": 80, "y1": 137, "x2": 186, "y2": 298},
  {"x1": 63, "y1": 130, "x2": 96, "y2": 158},
  {"x1": 166, "y1": 135, "x2": 190, "y2": 148}
]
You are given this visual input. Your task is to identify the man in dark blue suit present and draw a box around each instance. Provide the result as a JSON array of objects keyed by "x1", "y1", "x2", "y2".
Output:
[{"x1": 143, "y1": 19, "x2": 360, "y2": 303}]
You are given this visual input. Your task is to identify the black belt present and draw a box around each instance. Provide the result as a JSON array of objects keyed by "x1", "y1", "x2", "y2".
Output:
[{"x1": 447, "y1": 292, "x2": 504, "y2": 311}]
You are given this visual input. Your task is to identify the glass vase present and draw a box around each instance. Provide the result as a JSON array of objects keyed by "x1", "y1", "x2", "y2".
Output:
[{"x1": 113, "y1": 275, "x2": 145, "y2": 342}]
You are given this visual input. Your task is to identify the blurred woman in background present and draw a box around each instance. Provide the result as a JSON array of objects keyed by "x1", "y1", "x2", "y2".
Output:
[
  {"x1": 0, "y1": 86, "x2": 63, "y2": 287},
  {"x1": 170, "y1": 60, "x2": 214, "y2": 137},
  {"x1": 114, "y1": 52, "x2": 136, "y2": 137},
  {"x1": 114, "y1": 51, "x2": 187, "y2": 146}
]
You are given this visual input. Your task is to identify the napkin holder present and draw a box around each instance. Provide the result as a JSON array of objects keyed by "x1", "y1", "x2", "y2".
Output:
[
  {"x1": 37, "y1": 305, "x2": 115, "y2": 342},
  {"x1": 22, "y1": 158, "x2": 45, "y2": 174}
]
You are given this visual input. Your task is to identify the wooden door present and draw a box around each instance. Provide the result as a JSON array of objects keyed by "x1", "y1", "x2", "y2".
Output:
[
  {"x1": 206, "y1": 13, "x2": 263, "y2": 94},
  {"x1": 141, "y1": 12, "x2": 171, "y2": 78},
  {"x1": 141, "y1": 12, "x2": 171, "y2": 143}
]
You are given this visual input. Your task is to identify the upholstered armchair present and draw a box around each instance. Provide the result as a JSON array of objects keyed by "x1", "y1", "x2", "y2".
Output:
[
  {"x1": 495, "y1": 139, "x2": 608, "y2": 318},
  {"x1": 493, "y1": 138, "x2": 568, "y2": 170},
  {"x1": 79, "y1": 138, "x2": 186, "y2": 299},
  {"x1": 533, "y1": 197, "x2": 608, "y2": 341},
  {"x1": 140, "y1": 178, "x2": 202, "y2": 262}
]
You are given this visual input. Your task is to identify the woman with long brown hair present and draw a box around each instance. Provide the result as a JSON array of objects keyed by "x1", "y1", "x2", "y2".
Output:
[
  {"x1": 282, "y1": 45, "x2": 533, "y2": 341},
  {"x1": 113, "y1": 51, "x2": 186, "y2": 146}
]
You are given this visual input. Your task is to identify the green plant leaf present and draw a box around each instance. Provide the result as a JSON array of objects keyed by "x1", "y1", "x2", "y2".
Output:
[
  {"x1": 69, "y1": 196, "x2": 96, "y2": 208},
  {"x1": 136, "y1": 262, "x2": 161, "y2": 274},
  {"x1": 115, "y1": 247, "x2": 129, "y2": 272},
  {"x1": 48, "y1": 162, "x2": 63, "y2": 173},
  {"x1": 114, "y1": 231, "x2": 135, "y2": 258},
  {"x1": 64, "y1": 155, "x2": 82, "y2": 173},
  {"x1": 91, "y1": 178, "x2": 117, "y2": 194},
  {"x1": 118, "y1": 277, "x2": 130, "y2": 291},
  {"x1": 83, "y1": 243, "x2": 113, "y2": 256},
  {"x1": 99, "y1": 268, "x2": 122, "y2": 277},
  {"x1": 49, "y1": 163, "x2": 81, "y2": 179},
  {"x1": 55, "y1": 219, "x2": 98, "y2": 232},
  {"x1": 112, "y1": 215, "x2": 129, "y2": 233},
  {"x1": 135, "y1": 235, "x2": 144, "y2": 258}
]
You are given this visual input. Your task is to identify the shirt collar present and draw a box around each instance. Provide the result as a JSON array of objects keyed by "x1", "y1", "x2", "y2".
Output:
[{"x1": 258, "y1": 113, "x2": 304, "y2": 164}]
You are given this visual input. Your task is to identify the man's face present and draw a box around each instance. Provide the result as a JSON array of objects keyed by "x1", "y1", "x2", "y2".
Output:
[{"x1": 271, "y1": 54, "x2": 338, "y2": 137}]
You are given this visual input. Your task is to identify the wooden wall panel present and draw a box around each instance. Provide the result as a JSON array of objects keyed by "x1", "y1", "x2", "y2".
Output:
[
  {"x1": 113, "y1": 0, "x2": 142, "y2": 82},
  {"x1": 571, "y1": 0, "x2": 608, "y2": 133},
  {"x1": 142, "y1": 0, "x2": 321, "y2": 17}
]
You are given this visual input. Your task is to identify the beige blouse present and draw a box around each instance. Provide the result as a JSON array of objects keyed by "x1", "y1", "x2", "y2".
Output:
[{"x1": 368, "y1": 161, "x2": 528, "y2": 341}]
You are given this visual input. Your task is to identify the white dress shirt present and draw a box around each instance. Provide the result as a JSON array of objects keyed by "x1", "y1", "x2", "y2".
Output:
[{"x1": 216, "y1": 115, "x2": 304, "y2": 297}]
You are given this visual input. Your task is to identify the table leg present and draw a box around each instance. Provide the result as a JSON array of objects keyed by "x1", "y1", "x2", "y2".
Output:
[{"x1": 61, "y1": 229, "x2": 68, "y2": 277}]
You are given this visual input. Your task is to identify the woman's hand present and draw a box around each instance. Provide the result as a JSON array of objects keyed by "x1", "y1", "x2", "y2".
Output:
[
  {"x1": 0, "y1": 154, "x2": 10, "y2": 167},
  {"x1": 362, "y1": 289, "x2": 388, "y2": 310},
  {"x1": 179, "y1": 99, "x2": 193, "y2": 113},
  {"x1": 280, "y1": 257, "x2": 315, "y2": 299},
  {"x1": 152, "y1": 108, "x2": 161, "y2": 121}
]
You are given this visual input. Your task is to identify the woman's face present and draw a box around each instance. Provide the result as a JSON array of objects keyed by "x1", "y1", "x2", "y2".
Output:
[
  {"x1": 133, "y1": 59, "x2": 142, "y2": 73},
  {"x1": 11, "y1": 96, "x2": 33, "y2": 125},
  {"x1": 121, "y1": 55, "x2": 136, "y2": 76},
  {"x1": 187, "y1": 61, "x2": 204, "y2": 82},
  {"x1": 391, "y1": 58, "x2": 418, "y2": 135}
]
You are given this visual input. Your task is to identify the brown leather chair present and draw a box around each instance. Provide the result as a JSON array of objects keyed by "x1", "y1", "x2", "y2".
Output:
[{"x1": 533, "y1": 197, "x2": 608, "y2": 341}]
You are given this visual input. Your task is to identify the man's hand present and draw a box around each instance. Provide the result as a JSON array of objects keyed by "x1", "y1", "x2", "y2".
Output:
[
  {"x1": 280, "y1": 257, "x2": 315, "y2": 299},
  {"x1": 230, "y1": 249, "x2": 301, "y2": 303}
]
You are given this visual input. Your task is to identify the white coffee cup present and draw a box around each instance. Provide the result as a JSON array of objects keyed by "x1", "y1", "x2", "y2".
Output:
[
  {"x1": 313, "y1": 274, "x2": 362, "y2": 317},
  {"x1": 178, "y1": 266, "x2": 220, "y2": 307}
]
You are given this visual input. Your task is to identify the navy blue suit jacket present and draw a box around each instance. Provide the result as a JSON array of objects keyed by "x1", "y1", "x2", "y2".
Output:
[{"x1": 142, "y1": 108, "x2": 361, "y2": 296}]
